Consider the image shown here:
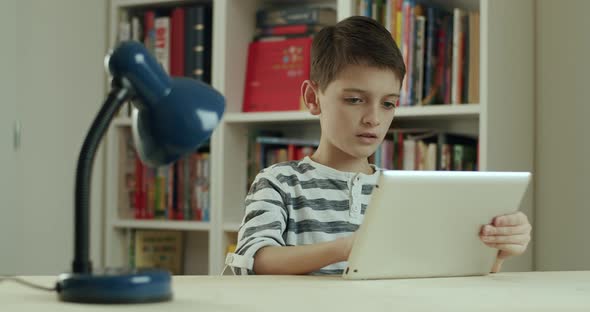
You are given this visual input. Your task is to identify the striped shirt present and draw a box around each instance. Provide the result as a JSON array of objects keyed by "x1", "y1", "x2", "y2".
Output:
[{"x1": 226, "y1": 156, "x2": 381, "y2": 275}]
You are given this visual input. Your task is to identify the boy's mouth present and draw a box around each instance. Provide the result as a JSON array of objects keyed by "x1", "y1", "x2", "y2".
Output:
[
  {"x1": 357, "y1": 132, "x2": 378, "y2": 138},
  {"x1": 356, "y1": 132, "x2": 379, "y2": 144}
]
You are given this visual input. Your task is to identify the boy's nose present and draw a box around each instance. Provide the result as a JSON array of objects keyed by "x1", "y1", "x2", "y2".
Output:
[{"x1": 361, "y1": 104, "x2": 380, "y2": 127}]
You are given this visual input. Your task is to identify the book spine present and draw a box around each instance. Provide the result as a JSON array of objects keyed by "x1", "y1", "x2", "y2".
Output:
[
  {"x1": 134, "y1": 155, "x2": 142, "y2": 219},
  {"x1": 453, "y1": 144, "x2": 464, "y2": 170},
  {"x1": 414, "y1": 16, "x2": 426, "y2": 105},
  {"x1": 143, "y1": 11, "x2": 156, "y2": 55},
  {"x1": 403, "y1": 138, "x2": 415, "y2": 170},
  {"x1": 170, "y1": 8, "x2": 185, "y2": 77},
  {"x1": 385, "y1": 0, "x2": 393, "y2": 32},
  {"x1": 184, "y1": 7, "x2": 195, "y2": 78},
  {"x1": 400, "y1": 0, "x2": 412, "y2": 106},
  {"x1": 461, "y1": 13, "x2": 470, "y2": 104},
  {"x1": 444, "y1": 15, "x2": 454, "y2": 104},
  {"x1": 256, "y1": 136, "x2": 320, "y2": 146},
  {"x1": 190, "y1": 153, "x2": 198, "y2": 220},
  {"x1": 395, "y1": 0, "x2": 403, "y2": 44},
  {"x1": 176, "y1": 159, "x2": 184, "y2": 220},
  {"x1": 185, "y1": 6, "x2": 212, "y2": 83},
  {"x1": 406, "y1": 1, "x2": 415, "y2": 105},
  {"x1": 202, "y1": 153, "x2": 210, "y2": 222},
  {"x1": 257, "y1": 24, "x2": 320, "y2": 36},
  {"x1": 256, "y1": 7, "x2": 336, "y2": 27},
  {"x1": 451, "y1": 8, "x2": 463, "y2": 104},
  {"x1": 193, "y1": 6, "x2": 206, "y2": 81},
  {"x1": 129, "y1": 229, "x2": 135, "y2": 268},
  {"x1": 195, "y1": 154, "x2": 203, "y2": 221},
  {"x1": 184, "y1": 156, "x2": 191, "y2": 220},
  {"x1": 372, "y1": 0, "x2": 379, "y2": 21},
  {"x1": 423, "y1": 7, "x2": 436, "y2": 105},
  {"x1": 167, "y1": 165, "x2": 174, "y2": 219},
  {"x1": 145, "y1": 167, "x2": 153, "y2": 219},
  {"x1": 154, "y1": 167, "x2": 167, "y2": 219},
  {"x1": 117, "y1": 10, "x2": 131, "y2": 43},
  {"x1": 131, "y1": 15, "x2": 142, "y2": 42},
  {"x1": 154, "y1": 16, "x2": 170, "y2": 74}
]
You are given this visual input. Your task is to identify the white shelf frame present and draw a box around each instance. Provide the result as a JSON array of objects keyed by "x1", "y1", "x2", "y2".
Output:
[
  {"x1": 112, "y1": 219, "x2": 211, "y2": 231},
  {"x1": 104, "y1": 0, "x2": 534, "y2": 275},
  {"x1": 222, "y1": 104, "x2": 480, "y2": 124}
]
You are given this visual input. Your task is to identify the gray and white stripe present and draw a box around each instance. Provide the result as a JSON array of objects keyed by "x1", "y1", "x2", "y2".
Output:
[{"x1": 230, "y1": 157, "x2": 380, "y2": 275}]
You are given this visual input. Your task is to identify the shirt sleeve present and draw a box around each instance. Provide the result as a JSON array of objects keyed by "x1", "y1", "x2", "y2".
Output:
[{"x1": 225, "y1": 171, "x2": 289, "y2": 275}]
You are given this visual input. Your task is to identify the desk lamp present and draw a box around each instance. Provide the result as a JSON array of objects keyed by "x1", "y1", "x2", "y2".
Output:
[{"x1": 55, "y1": 41, "x2": 225, "y2": 303}]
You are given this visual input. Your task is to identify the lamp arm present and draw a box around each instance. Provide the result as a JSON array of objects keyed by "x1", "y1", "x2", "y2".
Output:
[{"x1": 72, "y1": 79, "x2": 133, "y2": 274}]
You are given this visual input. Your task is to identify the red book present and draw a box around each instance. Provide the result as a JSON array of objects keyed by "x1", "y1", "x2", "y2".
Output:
[
  {"x1": 242, "y1": 37, "x2": 312, "y2": 112},
  {"x1": 170, "y1": 8, "x2": 185, "y2": 77},
  {"x1": 134, "y1": 154, "x2": 143, "y2": 219},
  {"x1": 143, "y1": 11, "x2": 155, "y2": 52},
  {"x1": 287, "y1": 144, "x2": 296, "y2": 161}
]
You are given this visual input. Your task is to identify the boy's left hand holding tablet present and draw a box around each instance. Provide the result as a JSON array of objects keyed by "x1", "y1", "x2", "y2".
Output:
[{"x1": 479, "y1": 211, "x2": 532, "y2": 272}]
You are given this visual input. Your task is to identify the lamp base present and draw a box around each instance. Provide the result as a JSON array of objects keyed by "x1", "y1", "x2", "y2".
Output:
[{"x1": 56, "y1": 268, "x2": 172, "y2": 304}]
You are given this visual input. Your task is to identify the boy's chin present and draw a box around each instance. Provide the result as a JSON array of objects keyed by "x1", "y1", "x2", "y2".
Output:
[{"x1": 346, "y1": 147, "x2": 378, "y2": 160}]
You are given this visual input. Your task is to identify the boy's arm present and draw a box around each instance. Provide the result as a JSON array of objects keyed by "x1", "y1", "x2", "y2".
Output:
[
  {"x1": 229, "y1": 173, "x2": 290, "y2": 274},
  {"x1": 254, "y1": 235, "x2": 354, "y2": 275},
  {"x1": 229, "y1": 172, "x2": 354, "y2": 275}
]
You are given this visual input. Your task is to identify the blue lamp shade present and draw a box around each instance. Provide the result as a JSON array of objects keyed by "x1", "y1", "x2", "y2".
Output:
[{"x1": 108, "y1": 41, "x2": 225, "y2": 167}]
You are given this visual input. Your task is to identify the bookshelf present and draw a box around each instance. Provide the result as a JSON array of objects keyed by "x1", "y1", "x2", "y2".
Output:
[{"x1": 105, "y1": 0, "x2": 534, "y2": 275}]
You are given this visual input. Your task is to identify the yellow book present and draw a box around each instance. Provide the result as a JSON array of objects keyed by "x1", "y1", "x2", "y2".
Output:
[{"x1": 134, "y1": 230, "x2": 184, "y2": 274}]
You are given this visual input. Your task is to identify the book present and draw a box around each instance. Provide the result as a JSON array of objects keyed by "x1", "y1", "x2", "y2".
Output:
[
  {"x1": 154, "y1": 16, "x2": 171, "y2": 74},
  {"x1": 134, "y1": 230, "x2": 184, "y2": 275},
  {"x1": 170, "y1": 7, "x2": 185, "y2": 77},
  {"x1": 143, "y1": 11, "x2": 156, "y2": 55},
  {"x1": 185, "y1": 5, "x2": 213, "y2": 83},
  {"x1": 451, "y1": 8, "x2": 465, "y2": 104},
  {"x1": 242, "y1": 37, "x2": 312, "y2": 112},
  {"x1": 468, "y1": 11, "x2": 480, "y2": 104},
  {"x1": 256, "y1": 7, "x2": 337, "y2": 27},
  {"x1": 118, "y1": 128, "x2": 135, "y2": 219},
  {"x1": 414, "y1": 15, "x2": 426, "y2": 105},
  {"x1": 255, "y1": 24, "x2": 325, "y2": 36},
  {"x1": 423, "y1": 7, "x2": 448, "y2": 105},
  {"x1": 200, "y1": 153, "x2": 211, "y2": 221}
]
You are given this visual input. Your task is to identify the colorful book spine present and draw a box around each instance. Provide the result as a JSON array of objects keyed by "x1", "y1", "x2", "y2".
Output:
[
  {"x1": 414, "y1": 15, "x2": 426, "y2": 105},
  {"x1": 256, "y1": 7, "x2": 337, "y2": 27},
  {"x1": 154, "y1": 16, "x2": 170, "y2": 74},
  {"x1": 451, "y1": 8, "x2": 464, "y2": 104}
]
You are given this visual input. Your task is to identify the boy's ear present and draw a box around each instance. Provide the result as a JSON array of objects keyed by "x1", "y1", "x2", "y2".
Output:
[{"x1": 301, "y1": 80, "x2": 321, "y2": 115}]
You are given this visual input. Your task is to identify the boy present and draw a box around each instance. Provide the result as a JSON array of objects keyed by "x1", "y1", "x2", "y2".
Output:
[{"x1": 226, "y1": 16, "x2": 531, "y2": 275}]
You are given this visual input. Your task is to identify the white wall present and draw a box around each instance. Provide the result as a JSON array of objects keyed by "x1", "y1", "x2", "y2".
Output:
[
  {"x1": 535, "y1": 0, "x2": 590, "y2": 270},
  {"x1": 0, "y1": 0, "x2": 107, "y2": 275}
]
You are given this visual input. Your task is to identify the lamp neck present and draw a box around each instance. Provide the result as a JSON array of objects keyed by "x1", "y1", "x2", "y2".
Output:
[{"x1": 73, "y1": 80, "x2": 133, "y2": 274}]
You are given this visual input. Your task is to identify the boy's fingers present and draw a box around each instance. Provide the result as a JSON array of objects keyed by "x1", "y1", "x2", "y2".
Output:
[
  {"x1": 484, "y1": 243, "x2": 526, "y2": 257},
  {"x1": 493, "y1": 212, "x2": 528, "y2": 227},
  {"x1": 481, "y1": 223, "x2": 532, "y2": 236},
  {"x1": 480, "y1": 234, "x2": 530, "y2": 245}
]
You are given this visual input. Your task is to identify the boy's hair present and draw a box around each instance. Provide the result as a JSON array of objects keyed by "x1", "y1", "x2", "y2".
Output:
[{"x1": 311, "y1": 16, "x2": 406, "y2": 92}]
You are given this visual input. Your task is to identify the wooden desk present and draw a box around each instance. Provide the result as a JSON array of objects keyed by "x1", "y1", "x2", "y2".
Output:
[{"x1": 1, "y1": 271, "x2": 589, "y2": 311}]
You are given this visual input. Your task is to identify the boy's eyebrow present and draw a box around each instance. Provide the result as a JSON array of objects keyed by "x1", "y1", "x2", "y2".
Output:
[{"x1": 342, "y1": 88, "x2": 400, "y2": 97}]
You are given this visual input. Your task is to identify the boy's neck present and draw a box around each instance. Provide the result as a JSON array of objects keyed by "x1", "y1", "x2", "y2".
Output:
[{"x1": 310, "y1": 143, "x2": 374, "y2": 175}]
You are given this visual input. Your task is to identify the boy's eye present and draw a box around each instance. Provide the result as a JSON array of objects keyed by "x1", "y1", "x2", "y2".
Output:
[
  {"x1": 345, "y1": 97, "x2": 363, "y2": 104},
  {"x1": 383, "y1": 101, "x2": 396, "y2": 109}
]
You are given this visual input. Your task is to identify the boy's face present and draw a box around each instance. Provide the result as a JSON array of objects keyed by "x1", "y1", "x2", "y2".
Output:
[{"x1": 303, "y1": 64, "x2": 401, "y2": 159}]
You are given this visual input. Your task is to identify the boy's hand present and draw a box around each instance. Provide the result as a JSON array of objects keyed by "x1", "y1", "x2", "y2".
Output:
[{"x1": 479, "y1": 212, "x2": 532, "y2": 272}]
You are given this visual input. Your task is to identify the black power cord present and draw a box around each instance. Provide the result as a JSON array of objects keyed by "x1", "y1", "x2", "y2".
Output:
[{"x1": 0, "y1": 276, "x2": 57, "y2": 292}]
